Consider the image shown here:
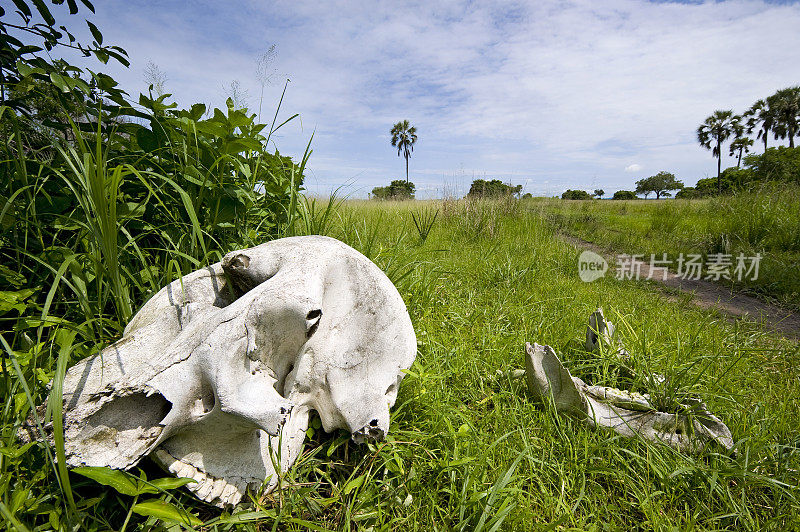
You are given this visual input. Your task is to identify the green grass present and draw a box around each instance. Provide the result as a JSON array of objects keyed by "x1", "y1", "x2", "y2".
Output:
[
  {"x1": 4, "y1": 196, "x2": 800, "y2": 530},
  {"x1": 535, "y1": 185, "x2": 800, "y2": 310}
]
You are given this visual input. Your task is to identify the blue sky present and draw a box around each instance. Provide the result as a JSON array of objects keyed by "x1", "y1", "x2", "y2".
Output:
[{"x1": 37, "y1": 0, "x2": 800, "y2": 197}]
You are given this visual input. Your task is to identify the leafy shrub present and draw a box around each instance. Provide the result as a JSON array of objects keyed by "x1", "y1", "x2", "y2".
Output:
[
  {"x1": 675, "y1": 187, "x2": 699, "y2": 199},
  {"x1": 466, "y1": 179, "x2": 522, "y2": 198},
  {"x1": 696, "y1": 173, "x2": 736, "y2": 196},
  {"x1": 693, "y1": 148, "x2": 800, "y2": 197},
  {"x1": 372, "y1": 180, "x2": 416, "y2": 200},
  {"x1": 561, "y1": 189, "x2": 592, "y2": 200},
  {"x1": 612, "y1": 190, "x2": 637, "y2": 200},
  {"x1": 744, "y1": 146, "x2": 800, "y2": 183}
]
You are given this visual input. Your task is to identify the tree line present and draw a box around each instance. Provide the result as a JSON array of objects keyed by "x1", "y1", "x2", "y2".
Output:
[{"x1": 698, "y1": 86, "x2": 800, "y2": 192}]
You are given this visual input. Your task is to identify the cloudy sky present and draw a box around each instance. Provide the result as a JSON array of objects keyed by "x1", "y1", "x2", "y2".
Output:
[{"x1": 41, "y1": 0, "x2": 800, "y2": 197}]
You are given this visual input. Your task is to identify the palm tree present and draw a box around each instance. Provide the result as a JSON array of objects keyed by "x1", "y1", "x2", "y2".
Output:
[
  {"x1": 697, "y1": 110, "x2": 738, "y2": 193},
  {"x1": 729, "y1": 136, "x2": 753, "y2": 168},
  {"x1": 728, "y1": 120, "x2": 753, "y2": 168},
  {"x1": 745, "y1": 99, "x2": 775, "y2": 153},
  {"x1": 390, "y1": 120, "x2": 417, "y2": 184},
  {"x1": 769, "y1": 86, "x2": 800, "y2": 148}
]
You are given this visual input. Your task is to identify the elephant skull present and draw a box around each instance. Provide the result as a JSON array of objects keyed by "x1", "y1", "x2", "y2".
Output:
[{"x1": 60, "y1": 236, "x2": 417, "y2": 507}]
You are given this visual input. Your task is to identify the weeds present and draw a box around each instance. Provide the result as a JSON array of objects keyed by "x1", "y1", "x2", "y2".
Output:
[{"x1": 410, "y1": 207, "x2": 439, "y2": 245}]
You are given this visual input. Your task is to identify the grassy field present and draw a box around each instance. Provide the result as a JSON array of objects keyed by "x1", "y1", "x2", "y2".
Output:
[
  {"x1": 5, "y1": 196, "x2": 800, "y2": 530},
  {"x1": 536, "y1": 185, "x2": 800, "y2": 310}
]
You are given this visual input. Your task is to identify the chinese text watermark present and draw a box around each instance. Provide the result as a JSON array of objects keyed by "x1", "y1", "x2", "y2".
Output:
[{"x1": 579, "y1": 252, "x2": 761, "y2": 282}]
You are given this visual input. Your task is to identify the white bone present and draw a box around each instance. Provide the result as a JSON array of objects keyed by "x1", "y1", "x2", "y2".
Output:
[
  {"x1": 525, "y1": 342, "x2": 733, "y2": 452},
  {"x1": 60, "y1": 236, "x2": 416, "y2": 507},
  {"x1": 586, "y1": 308, "x2": 616, "y2": 353}
]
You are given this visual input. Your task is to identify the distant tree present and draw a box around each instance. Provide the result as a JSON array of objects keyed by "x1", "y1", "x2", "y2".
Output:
[
  {"x1": 612, "y1": 190, "x2": 637, "y2": 200},
  {"x1": 372, "y1": 180, "x2": 415, "y2": 200},
  {"x1": 697, "y1": 110, "x2": 738, "y2": 193},
  {"x1": 769, "y1": 86, "x2": 800, "y2": 148},
  {"x1": 561, "y1": 189, "x2": 592, "y2": 200},
  {"x1": 522, "y1": 192, "x2": 533, "y2": 199},
  {"x1": 593, "y1": 189, "x2": 604, "y2": 198},
  {"x1": 635, "y1": 171, "x2": 684, "y2": 199},
  {"x1": 467, "y1": 179, "x2": 522, "y2": 198},
  {"x1": 745, "y1": 99, "x2": 775, "y2": 153},
  {"x1": 390, "y1": 120, "x2": 418, "y2": 184}
]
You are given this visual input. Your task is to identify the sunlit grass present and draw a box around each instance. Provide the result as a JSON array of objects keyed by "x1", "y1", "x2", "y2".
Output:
[{"x1": 533, "y1": 185, "x2": 800, "y2": 310}]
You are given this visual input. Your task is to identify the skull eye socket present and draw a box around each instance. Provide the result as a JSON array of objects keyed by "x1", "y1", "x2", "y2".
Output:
[{"x1": 190, "y1": 379, "x2": 216, "y2": 416}]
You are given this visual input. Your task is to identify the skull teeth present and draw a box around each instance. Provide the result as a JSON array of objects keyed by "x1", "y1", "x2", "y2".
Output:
[{"x1": 153, "y1": 448, "x2": 245, "y2": 507}]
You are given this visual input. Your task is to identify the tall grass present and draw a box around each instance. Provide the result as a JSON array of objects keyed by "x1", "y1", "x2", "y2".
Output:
[{"x1": 536, "y1": 184, "x2": 800, "y2": 309}]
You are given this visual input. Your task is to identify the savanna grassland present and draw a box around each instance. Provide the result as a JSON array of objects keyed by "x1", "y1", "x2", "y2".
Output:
[
  {"x1": 7, "y1": 193, "x2": 800, "y2": 530},
  {"x1": 3, "y1": 2, "x2": 800, "y2": 529}
]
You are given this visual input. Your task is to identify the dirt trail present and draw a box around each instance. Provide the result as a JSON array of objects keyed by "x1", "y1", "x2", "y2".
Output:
[{"x1": 563, "y1": 234, "x2": 800, "y2": 341}]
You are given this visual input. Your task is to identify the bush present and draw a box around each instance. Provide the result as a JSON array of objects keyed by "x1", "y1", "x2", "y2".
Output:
[
  {"x1": 467, "y1": 179, "x2": 522, "y2": 198},
  {"x1": 561, "y1": 189, "x2": 593, "y2": 200},
  {"x1": 744, "y1": 146, "x2": 800, "y2": 184},
  {"x1": 612, "y1": 190, "x2": 637, "y2": 200},
  {"x1": 372, "y1": 180, "x2": 415, "y2": 200},
  {"x1": 675, "y1": 187, "x2": 700, "y2": 199},
  {"x1": 696, "y1": 175, "x2": 733, "y2": 196}
]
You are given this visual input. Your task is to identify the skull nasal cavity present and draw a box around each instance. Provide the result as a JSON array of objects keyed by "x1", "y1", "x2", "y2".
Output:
[{"x1": 306, "y1": 309, "x2": 322, "y2": 338}]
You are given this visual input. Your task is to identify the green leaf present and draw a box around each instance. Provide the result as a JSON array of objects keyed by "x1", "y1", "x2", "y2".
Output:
[
  {"x1": 0, "y1": 289, "x2": 35, "y2": 315},
  {"x1": 0, "y1": 442, "x2": 36, "y2": 459},
  {"x1": 79, "y1": 0, "x2": 95, "y2": 14},
  {"x1": 16, "y1": 61, "x2": 45, "y2": 78},
  {"x1": 217, "y1": 510, "x2": 277, "y2": 523},
  {"x1": 148, "y1": 477, "x2": 197, "y2": 491},
  {"x1": 11, "y1": 0, "x2": 32, "y2": 18},
  {"x1": 49, "y1": 73, "x2": 70, "y2": 93},
  {"x1": 86, "y1": 20, "x2": 102, "y2": 44},
  {"x1": 31, "y1": 0, "x2": 55, "y2": 25},
  {"x1": 16, "y1": 61, "x2": 33, "y2": 77},
  {"x1": 131, "y1": 499, "x2": 202, "y2": 527},
  {"x1": 342, "y1": 475, "x2": 365, "y2": 495},
  {"x1": 135, "y1": 127, "x2": 158, "y2": 153},
  {"x1": 72, "y1": 467, "x2": 141, "y2": 496},
  {"x1": 286, "y1": 518, "x2": 335, "y2": 532}
]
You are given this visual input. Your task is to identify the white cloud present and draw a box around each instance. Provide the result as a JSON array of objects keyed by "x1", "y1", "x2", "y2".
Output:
[{"x1": 45, "y1": 0, "x2": 800, "y2": 197}]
